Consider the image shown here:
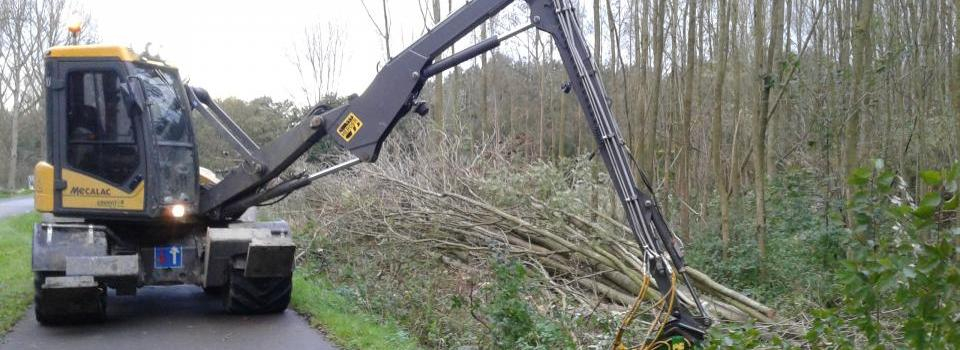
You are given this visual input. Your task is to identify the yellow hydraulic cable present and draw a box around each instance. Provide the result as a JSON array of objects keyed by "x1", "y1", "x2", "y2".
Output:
[
  {"x1": 630, "y1": 269, "x2": 677, "y2": 350},
  {"x1": 611, "y1": 275, "x2": 651, "y2": 350},
  {"x1": 643, "y1": 270, "x2": 678, "y2": 350},
  {"x1": 610, "y1": 266, "x2": 682, "y2": 350}
]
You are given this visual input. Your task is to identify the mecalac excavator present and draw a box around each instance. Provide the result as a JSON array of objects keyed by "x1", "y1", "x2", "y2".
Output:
[{"x1": 31, "y1": 0, "x2": 710, "y2": 347}]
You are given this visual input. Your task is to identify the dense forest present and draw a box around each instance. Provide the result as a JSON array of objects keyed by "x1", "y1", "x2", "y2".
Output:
[{"x1": 2, "y1": 0, "x2": 959, "y2": 348}]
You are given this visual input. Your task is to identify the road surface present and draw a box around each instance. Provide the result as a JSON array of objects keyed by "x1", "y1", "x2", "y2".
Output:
[
  {"x1": 0, "y1": 196, "x2": 338, "y2": 350},
  {"x1": 0, "y1": 196, "x2": 34, "y2": 217}
]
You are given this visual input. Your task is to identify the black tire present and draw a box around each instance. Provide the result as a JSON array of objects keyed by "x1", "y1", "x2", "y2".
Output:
[
  {"x1": 202, "y1": 286, "x2": 225, "y2": 296},
  {"x1": 34, "y1": 272, "x2": 107, "y2": 325},
  {"x1": 223, "y1": 268, "x2": 291, "y2": 314}
]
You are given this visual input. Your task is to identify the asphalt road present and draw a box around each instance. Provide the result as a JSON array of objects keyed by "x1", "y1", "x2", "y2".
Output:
[
  {"x1": 0, "y1": 197, "x2": 338, "y2": 350},
  {"x1": 0, "y1": 196, "x2": 34, "y2": 217}
]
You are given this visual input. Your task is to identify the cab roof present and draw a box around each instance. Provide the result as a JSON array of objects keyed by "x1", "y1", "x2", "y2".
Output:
[{"x1": 47, "y1": 44, "x2": 139, "y2": 61}]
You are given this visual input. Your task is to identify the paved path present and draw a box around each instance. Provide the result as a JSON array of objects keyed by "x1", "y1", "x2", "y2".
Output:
[
  {"x1": 0, "y1": 196, "x2": 34, "y2": 218},
  {"x1": 0, "y1": 197, "x2": 337, "y2": 350}
]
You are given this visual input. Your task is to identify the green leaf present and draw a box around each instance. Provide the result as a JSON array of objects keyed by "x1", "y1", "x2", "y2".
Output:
[
  {"x1": 944, "y1": 194, "x2": 959, "y2": 211},
  {"x1": 914, "y1": 193, "x2": 942, "y2": 218},
  {"x1": 877, "y1": 171, "x2": 896, "y2": 191},
  {"x1": 849, "y1": 168, "x2": 872, "y2": 186},
  {"x1": 920, "y1": 170, "x2": 943, "y2": 186}
]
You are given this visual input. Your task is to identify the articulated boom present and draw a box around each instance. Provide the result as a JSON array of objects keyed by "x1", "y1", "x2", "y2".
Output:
[{"x1": 195, "y1": 0, "x2": 710, "y2": 345}]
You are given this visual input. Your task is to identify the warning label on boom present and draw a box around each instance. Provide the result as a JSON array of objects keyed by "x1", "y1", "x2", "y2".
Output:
[{"x1": 337, "y1": 113, "x2": 364, "y2": 142}]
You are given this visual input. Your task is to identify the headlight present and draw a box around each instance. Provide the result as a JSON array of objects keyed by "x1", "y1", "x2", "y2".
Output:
[{"x1": 170, "y1": 204, "x2": 187, "y2": 218}]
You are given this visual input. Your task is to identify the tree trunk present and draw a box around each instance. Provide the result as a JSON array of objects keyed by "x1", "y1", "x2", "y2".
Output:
[
  {"x1": 6, "y1": 100, "x2": 19, "y2": 190},
  {"x1": 480, "y1": 22, "x2": 488, "y2": 139},
  {"x1": 712, "y1": 0, "x2": 731, "y2": 255},
  {"x1": 537, "y1": 31, "x2": 545, "y2": 159},
  {"x1": 433, "y1": 0, "x2": 444, "y2": 131},
  {"x1": 679, "y1": 0, "x2": 697, "y2": 242},
  {"x1": 753, "y1": 0, "x2": 785, "y2": 265},
  {"x1": 954, "y1": 0, "x2": 960, "y2": 157},
  {"x1": 638, "y1": 0, "x2": 651, "y2": 160},
  {"x1": 843, "y1": 0, "x2": 875, "y2": 225},
  {"x1": 382, "y1": 0, "x2": 391, "y2": 59},
  {"x1": 593, "y1": 0, "x2": 602, "y2": 67},
  {"x1": 591, "y1": 0, "x2": 602, "y2": 220},
  {"x1": 647, "y1": 0, "x2": 667, "y2": 174}
]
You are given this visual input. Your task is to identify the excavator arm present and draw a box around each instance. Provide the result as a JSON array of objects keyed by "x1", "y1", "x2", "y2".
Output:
[{"x1": 194, "y1": 0, "x2": 710, "y2": 345}]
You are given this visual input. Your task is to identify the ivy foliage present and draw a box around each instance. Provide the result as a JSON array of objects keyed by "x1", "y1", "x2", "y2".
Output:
[{"x1": 706, "y1": 160, "x2": 960, "y2": 349}]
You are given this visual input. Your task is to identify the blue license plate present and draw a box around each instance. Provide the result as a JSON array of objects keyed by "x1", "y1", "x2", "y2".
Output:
[{"x1": 154, "y1": 245, "x2": 183, "y2": 269}]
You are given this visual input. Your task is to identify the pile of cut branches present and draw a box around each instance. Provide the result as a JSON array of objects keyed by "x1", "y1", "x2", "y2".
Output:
[{"x1": 290, "y1": 129, "x2": 776, "y2": 326}]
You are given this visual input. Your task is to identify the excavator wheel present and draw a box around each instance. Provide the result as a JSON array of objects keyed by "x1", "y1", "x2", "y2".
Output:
[
  {"x1": 223, "y1": 268, "x2": 291, "y2": 314},
  {"x1": 34, "y1": 272, "x2": 107, "y2": 325},
  {"x1": 203, "y1": 286, "x2": 225, "y2": 296}
]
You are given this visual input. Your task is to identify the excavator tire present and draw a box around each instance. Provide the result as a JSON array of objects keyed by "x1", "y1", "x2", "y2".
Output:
[
  {"x1": 34, "y1": 272, "x2": 107, "y2": 325},
  {"x1": 203, "y1": 286, "x2": 225, "y2": 296},
  {"x1": 223, "y1": 268, "x2": 291, "y2": 314}
]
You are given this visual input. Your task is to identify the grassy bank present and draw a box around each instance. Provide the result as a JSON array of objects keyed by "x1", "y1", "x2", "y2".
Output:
[
  {"x1": 0, "y1": 213, "x2": 38, "y2": 336},
  {"x1": 291, "y1": 265, "x2": 421, "y2": 350}
]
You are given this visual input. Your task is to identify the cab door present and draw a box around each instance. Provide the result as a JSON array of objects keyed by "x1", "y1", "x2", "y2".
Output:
[{"x1": 53, "y1": 61, "x2": 147, "y2": 213}]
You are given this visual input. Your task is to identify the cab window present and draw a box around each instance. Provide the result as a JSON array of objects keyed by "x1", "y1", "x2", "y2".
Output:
[{"x1": 66, "y1": 70, "x2": 141, "y2": 187}]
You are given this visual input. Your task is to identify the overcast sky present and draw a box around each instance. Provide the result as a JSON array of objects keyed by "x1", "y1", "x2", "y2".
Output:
[{"x1": 80, "y1": 0, "x2": 446, "y2": 103}]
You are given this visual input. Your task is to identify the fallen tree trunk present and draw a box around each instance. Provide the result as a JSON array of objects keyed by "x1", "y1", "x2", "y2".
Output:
[{"x1": 354, "y1": 172, "x2": 777, "y2": 323}]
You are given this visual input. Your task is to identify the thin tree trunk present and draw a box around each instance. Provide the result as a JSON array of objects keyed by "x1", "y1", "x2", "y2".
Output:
[
  {"x1": 647, "y1": 0, "x2": 667, "y2": 174},
  {"x1": 6, "y1": 99, "x2": 20, "y2": 190},
  {"x1": 480, "y1": 22, "x2": 488, "y2": 139},
  {"x1": 954, "y1": 0, "x2": 960, "y2": 156},
  {"x1": 712, "y1": 0, "x2": 731, "y2": 255},
  {"x1": 679, "y1": 0, "x2": 697, "y2": 242},
  {"x1": 433, "y1": 0, "x2": 444, "y2": 131},
  {"x1": 382, "y1": 0, "x2": 391, "y2": 59},
  {"x1": 638, "y1": 0, "x2": 651, "y2": 160},
  {"x1": 753, "y1": 0, "x2": 785, "y2": 265},
  {"x1": 591, "y1": 0, "x2": 602, "y2": 220},
  {"x1": 843, "y1": 0, "x2": 875, "y2": 225},
  {"x1": 537, "y1": 31, "x2": 545, "y2": 159}
]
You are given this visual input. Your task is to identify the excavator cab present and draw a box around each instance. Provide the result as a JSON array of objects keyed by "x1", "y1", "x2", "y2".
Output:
[{"x1": 34, "y1": 45, "x2": 198, "y2": 220}]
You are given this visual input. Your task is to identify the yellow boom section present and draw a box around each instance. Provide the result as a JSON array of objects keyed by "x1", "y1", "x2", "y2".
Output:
[{"x1": 47, "y1": 44, "x2": 139, "y2": 61}]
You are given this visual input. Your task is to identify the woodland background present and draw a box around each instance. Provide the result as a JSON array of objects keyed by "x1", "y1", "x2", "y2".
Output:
[{"x1": 2, "y1": 0, "x2": 959, "y2": 348}]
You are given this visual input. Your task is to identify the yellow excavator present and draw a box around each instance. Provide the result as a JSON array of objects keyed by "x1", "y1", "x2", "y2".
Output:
[{"x1": 32, "y1": 0, "x2": 709, "y2": 347}]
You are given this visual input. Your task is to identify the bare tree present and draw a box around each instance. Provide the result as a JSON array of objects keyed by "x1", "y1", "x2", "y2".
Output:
[
  {"x1": 291, "y1": 23, "x2": 345, "y2": 107},
  {"x1": 1, "y1": 0, "x2": 69, "y2": 190},
  {"x1": 360, "y1": 0, "x2": 392, "y2": 61}
]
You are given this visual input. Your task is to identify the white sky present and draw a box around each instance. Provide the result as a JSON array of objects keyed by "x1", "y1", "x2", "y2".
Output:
[{"x1": 80, "y1": 0, "x2": 448, "y2": 103}]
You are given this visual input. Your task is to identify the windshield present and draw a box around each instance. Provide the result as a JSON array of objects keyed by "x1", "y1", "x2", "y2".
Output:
[
  {"x1": 131, "y1": 65, "x2": 191, "y2": 143},
  {"x1": 130, "y1": 63, "x2": 197, "y2": 207}
]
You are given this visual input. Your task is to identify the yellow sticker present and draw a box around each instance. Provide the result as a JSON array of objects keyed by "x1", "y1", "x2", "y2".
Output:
[{"x1": 337, "y1": 112, "x2": 364, "y2": 142}]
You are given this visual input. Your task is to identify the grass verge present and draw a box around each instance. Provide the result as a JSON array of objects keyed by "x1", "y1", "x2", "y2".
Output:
[
  {"x1": 291, "y1": 269, "x2": 421, "y2": 350},
  {"x1": 0, "y1": 213, "x2": 39, "y2": 336}
]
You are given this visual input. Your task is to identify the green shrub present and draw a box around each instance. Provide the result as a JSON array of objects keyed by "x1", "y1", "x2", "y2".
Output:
[
  {"x1": 703, "y1": 161, "x2": 960, "y2": 349},
  {"x1": 479, "y1": 260, "x2": 574, "y2": 350}
]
